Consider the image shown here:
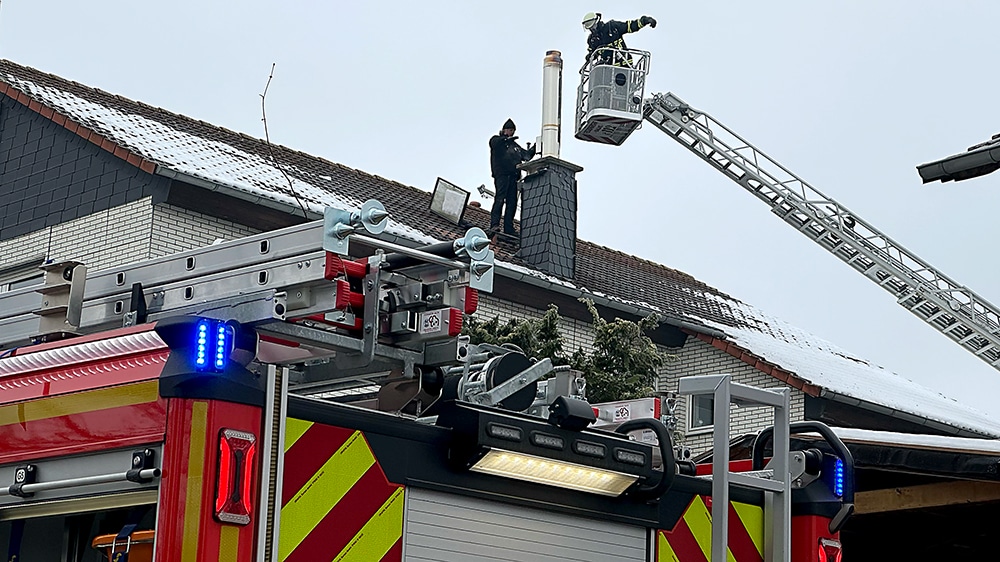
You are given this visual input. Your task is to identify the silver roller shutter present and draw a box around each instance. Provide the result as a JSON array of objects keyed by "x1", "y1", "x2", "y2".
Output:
[{"x1": 403, "y1": 487, "x2": 649, "y2": 562}]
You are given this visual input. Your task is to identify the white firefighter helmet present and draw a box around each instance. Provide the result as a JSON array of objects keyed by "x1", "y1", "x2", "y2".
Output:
[{"x1": 582, "y1": 12, "x2": 600, "y2": 30}]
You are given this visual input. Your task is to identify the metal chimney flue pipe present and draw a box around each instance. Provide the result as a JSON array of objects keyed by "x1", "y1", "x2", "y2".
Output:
[{"x1": 540, "y1": 50, "x2": 563, "y2": 158}]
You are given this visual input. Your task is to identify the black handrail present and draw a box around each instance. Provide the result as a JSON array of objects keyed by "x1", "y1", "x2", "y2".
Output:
[
  {"x1": 751, "y1": 420, "x2": 856, "y2": 533},
  {"x1": 615, "y1": 419, "x2": 675, "y2": 501}
]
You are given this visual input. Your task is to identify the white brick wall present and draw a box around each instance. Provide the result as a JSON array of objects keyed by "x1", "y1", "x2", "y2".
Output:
[
  {"x1": 0, "y1": 199, "x2": 263, "y2": 273},
  {"x1": 663, "y1": 337, "x2": 806, "y2": 454},
  {"x1": 0, "y1": 197, "x2": 153, "y2": 272},
  {"x1": 150, "y1": 204, "x2": 260, "y2": 258}
]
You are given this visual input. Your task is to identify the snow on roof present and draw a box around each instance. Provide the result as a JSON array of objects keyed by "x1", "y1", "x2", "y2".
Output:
[
  {"x1": 828, "y1": 427, "x2": 1000, "y2": 455},
  {"x1": 691, "y1": 290, "x2": 1000, "y2": 437},
  {"x1": 0, "y1": 70, "x2": 435, "y2": 243},
  {"x1": 502, "y1": 256, "x2": 1000, "y2": 436},
  {"x1": 2, "y1": 60, "x2": 997, "y2": 437}
]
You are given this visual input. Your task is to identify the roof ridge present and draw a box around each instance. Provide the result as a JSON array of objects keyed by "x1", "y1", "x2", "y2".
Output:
[{"x1": 0, "y1": 59, "x2": 472, "y2": 209}]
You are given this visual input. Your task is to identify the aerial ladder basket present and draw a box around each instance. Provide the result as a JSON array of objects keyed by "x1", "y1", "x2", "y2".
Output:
[{"x1": 574, "y1": 47, "x2": 650, "y2": 146}]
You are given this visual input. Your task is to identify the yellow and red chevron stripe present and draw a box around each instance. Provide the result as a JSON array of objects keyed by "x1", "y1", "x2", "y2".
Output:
[
  {"x1": 279, "y1": 418, "x2": 403, "y2": 562},
  {"x1": 658, "y1": 495, "x2": 764, "y2": 562}
]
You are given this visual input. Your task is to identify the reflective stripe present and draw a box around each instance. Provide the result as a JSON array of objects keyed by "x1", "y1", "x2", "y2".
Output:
[
  {"x1": 283, "y1": 417, "x2": 312, "y2": 452},
  {"x1": 681, "y1": 496, "x2": 728, "y2": 562},
  {"x1": 0, "y1": 380, "x2": 158, "y2": 426},
  {"x1": 333, "y1": 487, "x2": 404, "y2": 561},
  {"x1": 732, "y1": 502, "x2": 765, "y2": 557},
  {"x1": 182, "y1": 401, "x2": 209, "y2": 562},
  {"x1": 658, "y1": 496, "x2": 764, "y2": 562},
  {"x1": 658, "y1": 521, "x2": 704, "y2": 562},
  {"x1": 219, "y1": 525, "x2": 240, "y2": 562},
  {"x1": 278, "y1": 431, "x2": 375, "y2": 560}
]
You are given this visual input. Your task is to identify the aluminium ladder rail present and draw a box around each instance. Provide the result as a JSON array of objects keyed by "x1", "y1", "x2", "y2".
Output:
[
  {"x1": 643, "y1": 92, "x2": 1000, "y2": 371},
  {"x1": 0, "y1": 206, "x2": 495, "y2": 388}
]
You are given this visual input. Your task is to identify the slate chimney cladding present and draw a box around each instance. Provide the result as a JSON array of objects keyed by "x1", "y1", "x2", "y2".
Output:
[{"x1": 518, "y1": 156, "x2": 584, "y2": 280}]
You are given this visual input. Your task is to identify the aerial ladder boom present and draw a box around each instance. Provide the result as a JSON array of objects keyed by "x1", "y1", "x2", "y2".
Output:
[
  {"x1": 641, "y1": 93, "x2": 1000, "y2": 371},
  {"x1": 574, "y1": 50, "x2": 1000, "y2": 373}
]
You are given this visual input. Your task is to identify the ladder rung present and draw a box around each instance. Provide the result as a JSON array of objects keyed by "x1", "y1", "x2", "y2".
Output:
[
  {"x1": 926, "y1": 310, "x2": 946, "y2": 322},
  {"x1": 696, "y1": 468, "x2": 775, "y2": 482},
  {"x1": 974, "y1": 343, "x2": 996, "y2": 356},
  {"x1": 942, "y1": 321, "x2": 966, "y2": 334},
  {"x1": 959, "y1": 333, "x2": 979, "y2": 345}
]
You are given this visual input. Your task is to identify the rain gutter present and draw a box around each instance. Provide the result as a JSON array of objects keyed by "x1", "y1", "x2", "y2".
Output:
[{"x1": 819, "y1": 388, "x2": 997, "y2": 439}]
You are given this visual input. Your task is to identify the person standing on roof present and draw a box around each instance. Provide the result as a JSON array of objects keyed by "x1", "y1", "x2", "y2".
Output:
[
  {"x1": 582, "y1": 12, "x2": 656, "y2": 66},
  {"x1": 488, "y1": 118, "x2": 536, "y2": 237}
]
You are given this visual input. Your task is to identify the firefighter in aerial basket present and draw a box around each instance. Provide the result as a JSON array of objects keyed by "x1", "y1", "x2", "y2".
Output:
[{"x1": 582, "y1": 12, "x2": 656, "y2": 66}]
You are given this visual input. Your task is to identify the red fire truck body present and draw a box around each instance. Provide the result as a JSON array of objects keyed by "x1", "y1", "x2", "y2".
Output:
[{"x1": 0, "y1": 203, "x2": 850, "y2": 562}]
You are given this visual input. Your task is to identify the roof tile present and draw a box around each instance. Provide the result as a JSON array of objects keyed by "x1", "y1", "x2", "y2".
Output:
[{"x1": 1, "y1": 58, "x2": 997, "y2": 436}]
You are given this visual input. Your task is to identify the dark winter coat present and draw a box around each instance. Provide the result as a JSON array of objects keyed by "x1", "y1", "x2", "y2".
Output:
[
  {"x1": 587, "y1": 18, "x2": 646, "y2": 63},
  {"x1": 489, "y1": 133, "x2": 535, "y2": 178}
]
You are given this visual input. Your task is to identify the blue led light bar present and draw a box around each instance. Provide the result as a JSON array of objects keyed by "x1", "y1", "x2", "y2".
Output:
[
  {"x1": 196, "y1": 321, "x2": 210, "y2": 368},
  {"x1": 216, "y1": 324, "x2": 228, "y2": 369},
  {"x1": 833, "y1": 457, "x2": 844, "y2": 497},
  {"x1": 194, "y1": 319, "x2": 231, "y2": 372}
]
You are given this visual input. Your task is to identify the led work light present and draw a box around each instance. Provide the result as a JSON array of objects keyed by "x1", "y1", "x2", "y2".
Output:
[{"x1": 437, "y1": 401, "x2": 659, "y2": 498}]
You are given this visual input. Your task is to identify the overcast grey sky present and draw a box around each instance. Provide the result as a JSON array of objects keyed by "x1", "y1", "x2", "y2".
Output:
[{"x1": 5, "y1": 1, "x2": 1000, "y2": 418}]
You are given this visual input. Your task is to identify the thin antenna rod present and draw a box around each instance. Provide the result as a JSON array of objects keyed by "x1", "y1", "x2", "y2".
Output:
[{"x1": 260, "y1": 63, "x2": 309, "y2": 219}]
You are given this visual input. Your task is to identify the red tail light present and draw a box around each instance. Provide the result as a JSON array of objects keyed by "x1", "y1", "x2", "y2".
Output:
[
  {"x1": 215, "y1": 428, "x2": 257, "y2": 525},
  {"x1": 818, "y1": 538, "x2": 842, "y2": 562}
]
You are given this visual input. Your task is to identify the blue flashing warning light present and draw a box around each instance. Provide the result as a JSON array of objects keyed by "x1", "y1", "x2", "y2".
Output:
[
  {"x1": 195, "y1": 319, "x2": 231, "y2": 372},
  {"x1": 833, "y1": 457, "x2": 845, "y2": 497},
  {"x1": 216, "y1": 324, "x2": 228, "y2": 370},
  {"x1": 196, "y1": 320, "x2": 210, "y2": 368}
]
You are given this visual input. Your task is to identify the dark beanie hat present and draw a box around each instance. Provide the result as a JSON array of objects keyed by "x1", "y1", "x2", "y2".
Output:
[{"x1": 502, "y1": 118, "x2": 516, "y2": 130}]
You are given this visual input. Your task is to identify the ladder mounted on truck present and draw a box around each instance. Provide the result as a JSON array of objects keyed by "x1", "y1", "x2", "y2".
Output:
[
  {"x1": 0, "y1": 199, "x2": 498, "y2": 398},
  {"x1": 576, "y1": 49, "x2": 1000, "y2": 374}
]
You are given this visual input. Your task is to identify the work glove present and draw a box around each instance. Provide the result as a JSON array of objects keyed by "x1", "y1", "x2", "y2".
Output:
[{"x1": 641, "y1": 15, "x2": 657, "y2": 28}]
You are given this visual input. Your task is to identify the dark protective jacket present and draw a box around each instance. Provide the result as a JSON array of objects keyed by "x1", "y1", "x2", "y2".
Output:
[
  {"x1": 489, "y1": 133, "x2": 535, "y2": 178},
  {"x1": 587, "y1": 18, "x2": 647, "y2": 64}
]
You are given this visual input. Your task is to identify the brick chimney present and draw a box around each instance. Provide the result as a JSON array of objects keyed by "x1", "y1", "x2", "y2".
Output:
[{"x1": 518, "y1": 156, "x2": 583, "y2": 279}]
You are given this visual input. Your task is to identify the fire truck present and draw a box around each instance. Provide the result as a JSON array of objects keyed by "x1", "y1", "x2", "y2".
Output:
[{"x1": 0, "y1": 194, "x2": 852, "y2": 561}]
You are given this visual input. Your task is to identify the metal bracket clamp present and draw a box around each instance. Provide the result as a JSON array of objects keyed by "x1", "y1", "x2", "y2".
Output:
[
  {"x1": 8, "y1": 464, "x2": 36, "y2": 498},
  {"x1": 126, "y1": 449, "x2": 156, "y2": 484},
  {"x1": 323, "y1": 207, "x2": 355, "y2": 256},
  {"x1": 469, "y1": 250, "x2": 495, "y2": 293},
  {"x1": 323, "y1": 199, "x2": 390, "y2": 257},
  {"x1": 358, "y1": 254, "x2": 383, "y2": 368}
]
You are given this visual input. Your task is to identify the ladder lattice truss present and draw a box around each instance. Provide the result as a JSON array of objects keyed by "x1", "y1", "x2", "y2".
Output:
[{"x1": 643, "y1": 92, "x2": 1000, "y2": 371}]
